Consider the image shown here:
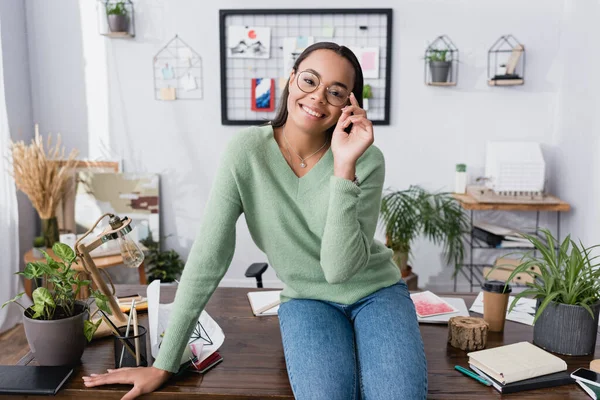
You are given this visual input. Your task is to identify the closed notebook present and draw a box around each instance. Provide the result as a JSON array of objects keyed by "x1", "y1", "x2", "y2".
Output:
[
  {"x1": 0, "y1": 365, "x2": 73, "y2": 395},
  {"x1": 470, "y1": 364, "x2": 574, "y2": 394},
  {"x1": 467, "y1": 341, "x2": 567, "y2": 384},
  {"x1": 247, "y1": 290, "x2": 282, "y2": 316}
]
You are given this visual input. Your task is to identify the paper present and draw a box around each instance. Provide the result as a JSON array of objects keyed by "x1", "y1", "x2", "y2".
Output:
[
  {"x1": 282, "y1": 36, "x2": 315, "y2": 77},
  {"x1": 181, "y1": 74, "x2": 197, "y2": 92},
  {"x1": 349, "y1": 47, "x2": 380, "y2": 79},
  {"x1": 469, "y1": 291, "x2": 536, "y2": 326},
  {"x1": 410, "y1": 291, "x2": 459, "y2": 318},
  {"x1": 147, "y1": 280, "x2": 225, "y2": 366},
  {"x1": 322, "y1": 25, "x2": 335, "y2": 38},
  {"x1": 416, "y1": 297, "x2": 469, "y2": 324},
  {"x1": 160, "y1": 87, "x2": 176, "y2": 100},
  {"x1": 247, "y1": 290, "x2": 281, "y2": 316},
  {"x1": 161, "y1": 64, "x2": 174, "y2": 80},
  {"x1": 227, "y1": 26, "x2": 271, "y2": 59}
]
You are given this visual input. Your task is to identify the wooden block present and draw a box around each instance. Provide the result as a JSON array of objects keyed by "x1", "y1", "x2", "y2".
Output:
[
  {"x1": 591, "y1": 359, "x2": 600, "y2": 373},
  {"x1": 448, "y1": 316, "x2": 489, "y2": 351}
]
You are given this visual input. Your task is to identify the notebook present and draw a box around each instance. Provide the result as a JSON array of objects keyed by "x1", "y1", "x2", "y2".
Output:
[
  {"x1": 0, "y1": 365, "x2": 73, "y2": 395},
  {"x1": 470, "y1": 364, "x2": 574, "y2": 394},
  {"x1": 247, "y1": 290, "x2": 282, "y2": 316},
  {"x1": 467, "y1": 342, "x2": 567, "y2": 384}
]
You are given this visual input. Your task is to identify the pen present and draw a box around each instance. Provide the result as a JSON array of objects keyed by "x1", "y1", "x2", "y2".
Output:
[
  {"x1": 132, "y1": 305, "x2": 140, "y2": 366},
  {"x1": 455, "y1": 365, "x2": 492, "y2": 386},
  {"x1": 119, "y1": 299, "x2": 135, "y2": 368}
]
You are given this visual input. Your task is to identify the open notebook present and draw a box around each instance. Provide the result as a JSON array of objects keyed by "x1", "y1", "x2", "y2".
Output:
[{"x1": 247, "y1": 290, "x2": 282, "y2": 316}]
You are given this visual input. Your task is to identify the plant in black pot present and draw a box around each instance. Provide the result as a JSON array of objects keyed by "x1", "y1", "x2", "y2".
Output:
[
  {"x1": 106, "y1": 1, "x2": 129, "y2": 33},
  {"x1": 2, "y1": 242, "x2": 113, "y2": 366},
  {"x1": 497, "y1": 229, "x2": 600, "y2": 356},
  {"x1": 140, "y1": 235, "x2": 185, "y2": 283},
  {"x1": 379, "y1": 185, "x2": 469, "y2": 279},
  {"x1": 426, "y1": 49, "x2": 451, "y2": 83}
]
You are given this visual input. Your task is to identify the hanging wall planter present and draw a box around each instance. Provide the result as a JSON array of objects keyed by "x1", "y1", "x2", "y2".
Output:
[
  {"x1": 488, "y1": 35, "x2": 525, "y2": 86},
  {"x1": 97, "y1": 0, "x2": 135, "y2": 38},
  {"x1": 424, "y1": 35, "x2": 459, "y2": 86}
]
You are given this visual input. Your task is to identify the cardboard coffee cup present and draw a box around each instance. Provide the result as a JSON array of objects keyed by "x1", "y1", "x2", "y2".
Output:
[{"x1": 482, "y1": 280, "x2": 512, "y2": 332}]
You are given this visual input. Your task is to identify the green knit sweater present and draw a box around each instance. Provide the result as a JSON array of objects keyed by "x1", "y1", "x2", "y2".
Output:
[{"x1": 153, "y1": 124, "x2": 401, "y2": 372}]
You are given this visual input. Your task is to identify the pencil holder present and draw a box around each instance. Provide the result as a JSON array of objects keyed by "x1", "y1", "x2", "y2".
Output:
[{"x1": 113, "y1": 325, "x2": 148, "y2": 368}]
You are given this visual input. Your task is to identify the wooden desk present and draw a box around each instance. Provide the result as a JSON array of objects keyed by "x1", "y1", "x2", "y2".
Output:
[
  {"x1": 4, "y1": 287, "x2": 594, "y2": 399},
  {"x1": 23, "y1": 249, "x2": 147, "y2": 299}
]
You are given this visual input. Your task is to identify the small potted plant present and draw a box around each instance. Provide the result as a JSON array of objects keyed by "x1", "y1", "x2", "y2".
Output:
[
  {"x1": 362, "y1": 84, "x2": 373, "y2": 111},
  {"x1": 379, "y1": 185, "x2": 469, "y2": 281},
  {"x1": 140, "y1": 235, "x2": 185, "y2": 284},
  {"x1": 426, "y1": 49, "x2": 451, "y2": 83},
  {"x1": 494, "y1": 229, "x2": 600, "y2": 356},
  {"x1": 2, "y1": 242, "x2": 113, "y2": 366},
  {"x1": 32, "y1": 236, "x2": 45, "y2": 258},
  {"x1": 106, "y1": 1, "x2": 129, "y2": 33}
]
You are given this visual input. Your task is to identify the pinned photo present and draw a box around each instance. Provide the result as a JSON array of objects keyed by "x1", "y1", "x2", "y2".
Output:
[
  {"x1": 227, "y1": 26, "x2": 271, "y2": 59},
  {"x1": 251, "y1": 78, "x2": 275, "y2": 112}
]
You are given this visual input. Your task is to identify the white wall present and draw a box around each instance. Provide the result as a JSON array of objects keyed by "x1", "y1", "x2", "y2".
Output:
[
  {"x1": 1, "y1": 0, "x2": 36, "y2": 266},
  {"x1": 21, "y1": 0, "x2": 598, "y2": 287}
]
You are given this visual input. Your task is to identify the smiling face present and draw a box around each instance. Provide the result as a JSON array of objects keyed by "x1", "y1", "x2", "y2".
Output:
[{"x1": 286, "y1": 49, "x2": 355, "y2": 135}]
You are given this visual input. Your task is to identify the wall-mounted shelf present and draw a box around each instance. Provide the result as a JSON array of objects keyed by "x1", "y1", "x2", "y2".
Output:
[
  {"x1": 100, "y1": 32, "x2": 133, "y2": 38},
  {"x1": 488, "y1": 78, "x2": 524, "y2": 86},
  {"x1": 97, "y1": 0, "x2": 136, "y2": 38},
  {"x1": 427, "y1": 82, "x2": 457, "y2": 87},
  {"x1": 488, "y1": 35, "x2": 525, "y2": 87},
  {"x1": 424, "y1": 35, "x2": 459, "y2": 86}
]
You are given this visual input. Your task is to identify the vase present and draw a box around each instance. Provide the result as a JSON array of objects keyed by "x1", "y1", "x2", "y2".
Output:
[
  {"x1": 41, "y1": 217, "x2": 59, "y2": 248},
  {"x1": 533, "y1": 299, "x2": 600, "y2": 356},
  {"x1": 430, "y1": 61, "x2": 451, "y2": 83}
]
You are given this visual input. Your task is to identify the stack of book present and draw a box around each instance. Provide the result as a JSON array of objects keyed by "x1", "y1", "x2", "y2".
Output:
[
  {"x1": 466, "y1": 342, "x2": 573, "y2": 394},
  {"x1": 472, "y1": 221, "x2": 535, "y2": 249}
]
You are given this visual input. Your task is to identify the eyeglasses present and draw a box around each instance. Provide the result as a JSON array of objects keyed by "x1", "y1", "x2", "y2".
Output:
[{"x1": 296, "y1": 70, "x2": 350, "y2": 107}]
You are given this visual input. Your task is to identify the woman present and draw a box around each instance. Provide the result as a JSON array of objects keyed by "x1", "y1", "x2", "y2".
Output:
[{"x1": 83, "y1": 42, "x2": 427, "y2": 400}]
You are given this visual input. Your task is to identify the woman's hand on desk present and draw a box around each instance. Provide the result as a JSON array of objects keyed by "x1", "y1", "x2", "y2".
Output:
[{"x1": 82, "y1": 366, "x2": 172, "y2": 400}]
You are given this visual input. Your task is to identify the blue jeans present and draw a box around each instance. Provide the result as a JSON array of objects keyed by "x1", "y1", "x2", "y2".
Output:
[{"x1": 278, "y1": 280, "x2": 427, "y2": 400}]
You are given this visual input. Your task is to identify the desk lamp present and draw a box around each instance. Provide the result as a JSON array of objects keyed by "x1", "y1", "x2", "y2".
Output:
[{"x1": 75, "y1": 213, "x2": 145, "y2": 322}]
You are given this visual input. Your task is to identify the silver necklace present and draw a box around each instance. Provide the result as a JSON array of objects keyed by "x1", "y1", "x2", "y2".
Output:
[{"x1": 282, "y1": 128, "x2": 328, "y2": 168}]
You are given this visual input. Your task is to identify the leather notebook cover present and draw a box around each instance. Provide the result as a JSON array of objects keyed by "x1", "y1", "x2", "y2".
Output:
[
  {"x1": 467, "y1": 341, "x2": 567, "y2": 384},
  {"x1": 0, "y1": 365, "x2": 73, "y2": 395},
  {"x1": 471, "y1": 365, "x2": 574, "y2": 394}
]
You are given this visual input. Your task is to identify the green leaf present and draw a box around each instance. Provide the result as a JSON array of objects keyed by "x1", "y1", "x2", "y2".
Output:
[
  {"x1": 83, "y1": 319, "x2": 102, "y2": 342},
  {"x1": 53, "y1": 242, "x2": 76, "y2": 265},
  {"x1": 1, "y1": 292, "x2": 25, "y2": 309},
  {"x1": 32, "y1": 287, "x2": 55, "y2": 307}
]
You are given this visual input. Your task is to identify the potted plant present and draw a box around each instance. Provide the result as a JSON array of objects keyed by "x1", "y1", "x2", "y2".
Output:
[
  {"x1": 2, "y1": 242, "x2": 113, "y2": 366},
  {"x1": 426, "y1": 49, "x2": 451, "y2": 83},
  {"x1": 379, "y1": 185, "x2": 469, "y2": 279},
  {"x1": 362, "y1": 84, "x2": 373, "y2": 111},
  {"x1": 140, "y1": 235, "x2": 185, "y2": 283},
  {"x1": 495, "y1": 229, "x2": 600, "y2": 356},
  {"x1": 106, "y1": 1, "x2": 129, "y2": 33},
  {"x1": 32, "y1": 236, "x2": 46, "y2": 258}
]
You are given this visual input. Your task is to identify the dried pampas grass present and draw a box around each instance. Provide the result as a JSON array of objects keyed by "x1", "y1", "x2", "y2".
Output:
[{"x1": 9, "y1": 124, "x2": 79, "y2": 219}]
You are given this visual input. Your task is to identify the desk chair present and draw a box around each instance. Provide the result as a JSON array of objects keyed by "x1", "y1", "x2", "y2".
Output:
[{"x1": 245, "y1": 263, "x2": 268, "y2": 288}]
